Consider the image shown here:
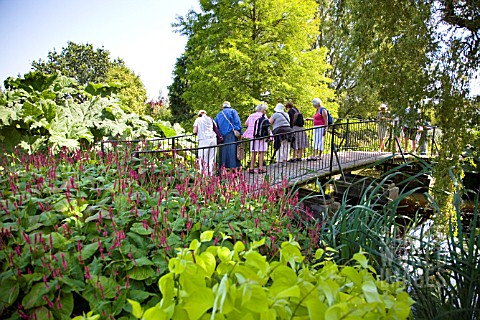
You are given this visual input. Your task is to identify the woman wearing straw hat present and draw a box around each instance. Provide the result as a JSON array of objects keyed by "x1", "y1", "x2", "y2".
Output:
[
  {"x1": 193, "y1": 110, "x2": 217, "y2": 175},
  {"x1": 377, "y1": 104, "x2": 390, "y2": 152}
]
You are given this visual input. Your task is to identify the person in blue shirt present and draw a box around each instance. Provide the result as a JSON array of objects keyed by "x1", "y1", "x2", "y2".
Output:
[{"x1": 215, "y1": 101, "x2": 243, "y2": 171}]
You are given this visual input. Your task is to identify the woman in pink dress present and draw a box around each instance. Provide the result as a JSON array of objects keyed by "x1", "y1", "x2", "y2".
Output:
[
  {"x1": 243, "y1": 103, "x2": 269, "y2": 173},
  {"x1": 305, "y1": 98, "x2": 328, "y2": 160}
]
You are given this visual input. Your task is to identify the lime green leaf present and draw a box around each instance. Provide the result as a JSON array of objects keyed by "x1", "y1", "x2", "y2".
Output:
[
  {"x1": 325, "y1": 303, "x2": 348, "y2": 320},
  {"x1": 200, "y1": 230, "x2": 214, "y2": 242},
  {"x1": 315, "y1": 248, "x2": 325, "y2": 260},
  {"x1": 318, "y1": 280, "x2": 339, "y2": 306},
  {"x1": 341, "y1": 266, "x2": 362, "y2": 286},
  {"x1": 189, "y1": 239, "x2": 201, "y2": 251},
  {"x1": 234, "y1": 241, "x2": 245, "y2": 253},
  {"x1": 143, "y1": 305, "x2": 168, "y2": 320},
  {"x1": 276, "y1": 285, "x2": 301, "y2": 299},
  {"x1": 127, "y1": 299, "x2": 143, "y2": 318},
  {"x1": 182, "y1": 287, "x2": 214, "y2": 320},
  {"x1": 362, "y1": 280, "x2": 382, "y2": 303},
  {"x1": 244, "y1": 251, "x2": 268, "y2": 275},
  {"x1": 196, "y1": 251, "x2": 216, "y2": 277},
  {"x1": 159, "y1": 273, "x2": 176, "y2": 306},
  {"x1": 242, "y1": 286, "x2": 269, "y2": 312},
  {"x1": 252, "y1": 238, "x2": 265, "y2": 249},
  {"x1": 217, "y1": 246, "x2": 232, "y2": 262},
  {"x1": 220, "y1": 232, "x2": 231, "y2": 241},
  {"x1": 353, "y1": 252, "x2": 369, "y2": 269},
  {"x1": 306, "y1": 299, "x2": 327, "y2": 320}
]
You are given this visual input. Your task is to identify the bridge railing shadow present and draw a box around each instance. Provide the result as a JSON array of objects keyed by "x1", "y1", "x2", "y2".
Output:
[{"x1": 99, "y1": 119, "x2": 439, "y2": 185}]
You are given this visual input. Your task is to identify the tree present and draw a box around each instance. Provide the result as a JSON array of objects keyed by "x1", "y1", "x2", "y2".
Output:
[
  {"x1": 437, "y1": 0, "x2": 480, "y2": 72},
  {"x1": 106, "y1": 65, "x2": 148, "y2": 115},
  {"x1": 32, "y1": 41, "x2": 124, "y2": 86},
  {"x1": 317, "y1": 0, "x2": 435, "y2": 118},
  {"x1": 168, "y1": 54, "x2": 194, "y2": 128},
  {"x1": 315, "y1": 0, "x2": 479, "y2": 220},
  {"x1": 173, "y1": 0, "x2": 336, "y2": 119}
]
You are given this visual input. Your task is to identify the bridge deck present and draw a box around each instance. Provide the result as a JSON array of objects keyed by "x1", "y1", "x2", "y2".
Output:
[{"x1": 243, "y1": 151, "x2": 397, "y2": 187}]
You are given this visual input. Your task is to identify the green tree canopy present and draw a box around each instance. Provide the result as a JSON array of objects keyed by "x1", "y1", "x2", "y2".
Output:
[
  {"x1": 32, "y1": 41, "x2": 124, "y2": 86},
  {"x1": 106, "y1": 65, "x2": 148, "y2": 115},
  {"x1": 168, "y1": 54, "x2": 193, "y2": 127},
  {"x1": 172, "y1": 0, "x2": 336, "y2": 120},
  {"x1": 317, "y1": 0, "x2": 435, "y2": 118}
]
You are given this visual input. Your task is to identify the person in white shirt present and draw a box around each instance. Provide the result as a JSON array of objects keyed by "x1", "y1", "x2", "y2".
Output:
[{"x1": 193, "y1": 110, "x2": 217, "y2": 175}]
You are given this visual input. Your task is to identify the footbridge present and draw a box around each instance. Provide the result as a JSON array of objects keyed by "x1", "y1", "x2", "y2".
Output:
[{"x1": 101, "y1": 119, "x2": 438, "y2": 188}]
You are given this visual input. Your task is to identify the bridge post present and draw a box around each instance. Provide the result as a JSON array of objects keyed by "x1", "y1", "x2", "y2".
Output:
[
  {"x1": 329, "y1": 124, "x2": 335, "y2": 179},
  {"x1": 430, "y1": 126, "x2": 436, "y2": 156},
  {"x1": 345, "y1": 119, "x2": 350, "y2": 150}
]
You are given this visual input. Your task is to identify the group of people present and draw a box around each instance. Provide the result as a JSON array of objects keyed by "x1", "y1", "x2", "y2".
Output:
[
  {"x1": 193, "y1": 98, "x2": 331, "y2": 175},
  {"x1": 376, "y1": 103, "x2": 431, "y2": 154}
]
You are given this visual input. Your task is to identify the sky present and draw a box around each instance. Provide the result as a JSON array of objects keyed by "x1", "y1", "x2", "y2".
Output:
[{"x1": 0, "y1": 0, "x2": 199, "y2": 100}]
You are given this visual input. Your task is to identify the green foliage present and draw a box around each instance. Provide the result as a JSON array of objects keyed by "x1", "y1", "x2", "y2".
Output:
[
  {"x1": 0, "y1": 72, "x2": 181, "y2": 153},
  {"x1": 405, "y1": 189, "x2": 480, "y2": 319},
  {"x1": 318, "y1": 0, "x2": 434, "y2": 118},
  {"x1": 173, "y1": 0, "x2": 336, "y2": 120},
  {"x1": 168, "y1": 54, "x2": 194, "y2": 128},
  {"x1": 128, "y1": 231, "x2": 413, "y2": 320},
  {"x1": 31, "y1": 41, "x2": 124, "y2": 86},
  {"x1": 312, "y1": 158, "x2": 480, "y2": 319},
  {"x1": 0, "y1": 147, "x2": 324, "y2": 319},
  {"x1": 106, "y1": 65, "x2": 148, "y2": 115}
]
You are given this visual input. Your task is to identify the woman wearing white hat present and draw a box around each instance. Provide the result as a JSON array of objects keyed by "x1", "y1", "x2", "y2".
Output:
[{"x1": 193, "y1": 110, "x2": 217, "y2": 175}]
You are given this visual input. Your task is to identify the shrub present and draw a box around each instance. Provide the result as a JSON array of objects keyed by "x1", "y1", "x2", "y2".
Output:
[
  {"x1": 127, "y1": 231, "x2": 414, "y2": 319},
  {"x1": 0, "y1": 147, "x2": 322, "y2": 319}
]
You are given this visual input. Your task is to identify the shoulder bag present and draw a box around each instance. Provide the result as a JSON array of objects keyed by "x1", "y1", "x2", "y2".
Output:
[
  {"x1": 211, "y1": 119, "x2": 224, "y2": 144},
  {"x1": 222, "y1": 111, "x2": 241, "y2": 138}
]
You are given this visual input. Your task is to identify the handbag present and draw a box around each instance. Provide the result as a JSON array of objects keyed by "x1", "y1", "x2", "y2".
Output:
[
  {"x1": 236, "y1": 140, "x2": 245, "y2": 160},
  {"x1": 211, "y1": 119, "x2": 224, "y2": 144},
  {"x1": 233, "y1": 130, "x2": 241, "y2": 138},
  {"x1": 222, "y1": 111, "x2": 241, "y2": 138}
]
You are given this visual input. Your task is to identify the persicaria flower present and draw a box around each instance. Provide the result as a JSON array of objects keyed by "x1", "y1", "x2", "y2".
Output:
[{"x1": 84, "y1": 266, "x2": 91, "y2": 280}]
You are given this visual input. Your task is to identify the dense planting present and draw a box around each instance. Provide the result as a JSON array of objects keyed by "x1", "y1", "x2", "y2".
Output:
[
  {"x1": 128, "y1": 231, "x2": 413, "y2": 319},
  {"x1": 0, "y1": 72, "x2": 182, "y2": 154},
  {"x1": 2, "y1": 144, "x2": 477, "y2": 319},
  {"x1": 0, "y1": 147, "x2": 323, "y2": 318}
]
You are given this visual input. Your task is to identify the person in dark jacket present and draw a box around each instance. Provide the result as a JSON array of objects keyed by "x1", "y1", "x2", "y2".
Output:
[{"x1": 286, "y1": 101, "x2": 309, "y2": 162}]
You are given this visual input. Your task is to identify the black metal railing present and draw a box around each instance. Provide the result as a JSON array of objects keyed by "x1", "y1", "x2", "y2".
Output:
[
  {"x1": 99, "y1": 134, "x2": 197, "y2": 158},
  {"x1": 102, "y1": 119, "x2": 439, "y2": 187}
]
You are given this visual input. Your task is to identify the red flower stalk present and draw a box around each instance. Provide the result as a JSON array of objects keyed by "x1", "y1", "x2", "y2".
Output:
[
  {"x1": 43, "y1": 295, "x2": 54, "y2": 308},
  {"x1": 84, "y1": 266, "x2": 91, "y2": 280},
  {"x1": 61, "y1": 253, "x2": 68, "y2": 270},
  {"x1": 22, "y1": 232, "x2": 31, "y2": 244},
  {"x1": 43, "y1": 275, "x2": 50, "y2": 289}
]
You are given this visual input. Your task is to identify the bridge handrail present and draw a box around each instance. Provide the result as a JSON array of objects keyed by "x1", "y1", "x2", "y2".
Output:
[{"x1": 104, "y1": 118, "x2": 439, "y2": 186}]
